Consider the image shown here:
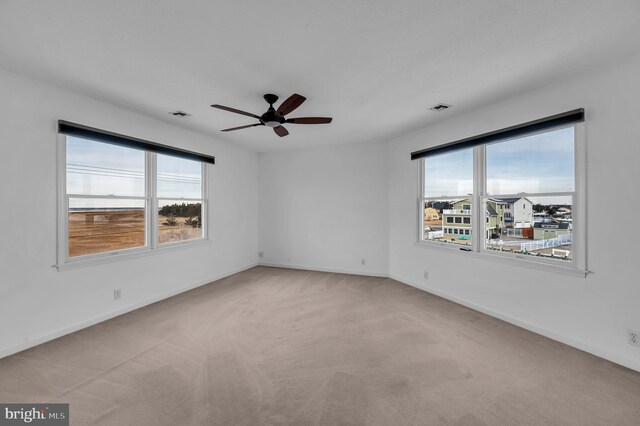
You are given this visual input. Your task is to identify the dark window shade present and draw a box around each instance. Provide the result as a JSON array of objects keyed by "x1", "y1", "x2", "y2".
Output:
[
  {"x1": 58, "y1": 120, "x2": 215, "y2": 165},
  {"x1": 410, "y1": 109, "x2": 584, "y2": 160}
]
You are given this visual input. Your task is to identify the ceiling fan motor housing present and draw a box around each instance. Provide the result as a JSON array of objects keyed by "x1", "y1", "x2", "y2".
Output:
[
  {"x1": 263, "y1": 93, "x2": 279, "y2": 105},
  {"x1": 261, "y1": 94, "x2": 285, "y2": 126}
]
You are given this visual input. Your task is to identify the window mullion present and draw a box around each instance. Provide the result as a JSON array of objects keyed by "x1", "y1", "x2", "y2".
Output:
[
  {"x1": 473, "y1": 145, "x2": 486, "y2": 252},
  {"x1": 484, "y1": 191, "x2": 575, "y2": 198},
  {"x1": 65, "y1": 194, "x2": 148, "y2": 200},
  {"x1": 202, "y1": 162, "x2": 208, "y2": 240},
  {"x1": 417, "y1": 159, "x2": 425, "y2": 242},
  {"x1": 157, "y1": 197, "x2": 203, "y2": 202},
  {"x1": 148, "y1": 151, "x2": 157, "y2": 250}
]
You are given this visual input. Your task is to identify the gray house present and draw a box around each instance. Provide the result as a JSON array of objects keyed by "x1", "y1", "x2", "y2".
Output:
[{"x1": 533, "y1": 221, "x2": 571, "y2": 240}]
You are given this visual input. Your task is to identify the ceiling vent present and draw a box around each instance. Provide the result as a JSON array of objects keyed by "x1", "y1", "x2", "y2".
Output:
[
  {"x1": 429, "y1": 103, "x2": 452, "y2": 112},
  {"x1": 169, "y1": 111, "x2": 191, "y2": 117}
]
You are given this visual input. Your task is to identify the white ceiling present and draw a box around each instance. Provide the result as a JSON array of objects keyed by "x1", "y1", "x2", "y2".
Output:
[{"x1": 1, "y1": 1, "x2": 640, "y2": 152}]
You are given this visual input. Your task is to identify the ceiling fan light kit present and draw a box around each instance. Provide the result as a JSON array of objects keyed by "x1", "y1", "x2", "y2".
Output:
[{"x1": 211, "y1": 93, "x2": 332, "y2": 138}]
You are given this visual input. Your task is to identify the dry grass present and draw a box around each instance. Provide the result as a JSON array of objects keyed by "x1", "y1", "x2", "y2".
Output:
[
  {"x1": 68, "y1": 210, "x2": 201, "y2": 257},
  {"x1": 158, "y1": 216, "x2": 202, "y2": 244}
]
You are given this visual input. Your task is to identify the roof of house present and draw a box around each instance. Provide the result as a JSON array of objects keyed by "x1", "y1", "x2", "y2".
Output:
[
  {"x1": 489, "y1": 197, "x2": 532, "y2": 204},
  {"x1": 452, "y1": 198, "x2": 471, "y2": 205},
  {"x1": 430, "y1": 201, "x2": 449, "y2": 210},
  {"x1": 533, "y1": 221, "x2": 570, "y2": 230}
]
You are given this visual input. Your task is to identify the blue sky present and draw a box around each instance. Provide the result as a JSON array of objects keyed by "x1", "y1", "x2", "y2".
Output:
[
  {"x1": 424, "y1": 127, "x2": 574, "y2": 203},
  {"x1": 66, "y1": 137, "x2": 202, "y2": 208}
]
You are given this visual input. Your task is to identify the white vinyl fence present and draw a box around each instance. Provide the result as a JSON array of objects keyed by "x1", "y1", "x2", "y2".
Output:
[
  {"x1": 518, "y1": 233, "x2": 572, "y2": 252},
  {"x1": 427, "y1": 230, "x2": 444, "y2": 240},
  {"x1": 489, "y1": 233, "x2": 572, "y2": 253}
]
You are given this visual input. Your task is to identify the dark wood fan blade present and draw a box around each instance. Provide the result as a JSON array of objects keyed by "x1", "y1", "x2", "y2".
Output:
[
  {"x1": 211, "y1": 104, "x2": 261, "y2": 119},
  {"x1": 273, "y1": 126, "x2": 289, "y2": 137},
  {"x1": 221, "y1": 123, "x2": 263, "y2": 132},
  {"x1": 286, "y1": 117, "x2": 333, "y2": 124},
  {"x1": 276, "y1": 94, "x2": 306, "y2": 115}
]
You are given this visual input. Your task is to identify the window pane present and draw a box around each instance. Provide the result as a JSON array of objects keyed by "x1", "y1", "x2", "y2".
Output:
[
  {"x1": 424, "y1": 149, "x2": 473, "y2": 197},
  {"x1": 68, "y1": 198, "x2": 146, "y2": 257},
  {"x1": 486, "y1": 127, "x2": 574, "y2": 194},
  {"x1": 66, "y1": 136, "x2": 145, "y2": 196},
  {"x1": 157, "y1": 155, "x2": 202, "y2": 199},
  {"x1": 423, "y1": 199, "x2": 472, "y2": 246},
  {"x1": 158, "y1": 200, "x2": 203, "y2": 244},
  {"x1": 484, "y1": 196, "x2": 572, "y2": 261}
]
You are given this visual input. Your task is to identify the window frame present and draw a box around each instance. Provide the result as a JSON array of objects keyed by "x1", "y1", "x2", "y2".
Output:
[
  {"x1": 56, "y1": 134, "x2": 209, "y2": 270},
  {"x1": 416, "y1": 121, "x2": 586, "y2": 277}
]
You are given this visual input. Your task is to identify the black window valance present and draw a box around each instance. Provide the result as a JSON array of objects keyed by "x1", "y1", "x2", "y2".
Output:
[
  {"x1": 58, "y1": 120, "x2": 215, "y2": 165},
  {"x1": 410, "y1": 109, "x2": 584, "y2": 160}
]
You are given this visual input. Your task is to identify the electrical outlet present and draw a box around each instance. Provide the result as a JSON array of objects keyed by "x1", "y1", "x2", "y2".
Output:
[
  {"x1": 258, "y1": 251, "x2": 264, "y2": 258},
  {"x1": 114, "y1": 289, "x2": 121, "y2": 300},
  {"x1": 628, "y1": 330, "x2": 640, "y2": 347},
  {"x1": 361, "y1": 258, "x2": 366, "y2": 265},
  {"x1": 424, "y1": 271, "x2": 429, "y2": 280}
]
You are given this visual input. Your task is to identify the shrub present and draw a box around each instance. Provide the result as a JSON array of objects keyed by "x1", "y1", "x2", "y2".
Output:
[
  {"x1": 185, "y1": 215, "x2": 202, "y2": 228},
  {"x1": 163, "y1": 214, "x2": 178, "y2": 226}
]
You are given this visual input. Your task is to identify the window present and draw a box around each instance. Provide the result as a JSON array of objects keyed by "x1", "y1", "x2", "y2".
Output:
[
  {"x1": 66, "y1": 138, "x2": 147, "y2": 257},
  {"x1": 414, "y1": 109, "x2": 585, "y2": 275},
  {"x1": 157, "y1": 154, "x2": 204, "y2": 245},
  {"x1": 485, "y1": 126, "x2": 575, "y2": 261},
  {"x1": 420, "y1": 148, "x2": 473, "y2": 246},
  {"x1": 58, "y1": 122, "x2": 212, "y2": 267}
]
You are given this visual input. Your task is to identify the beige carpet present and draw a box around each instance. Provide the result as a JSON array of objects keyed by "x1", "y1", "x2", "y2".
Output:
[{"x1": 1, "y1": 267, "x2": 639, "y2": 425}]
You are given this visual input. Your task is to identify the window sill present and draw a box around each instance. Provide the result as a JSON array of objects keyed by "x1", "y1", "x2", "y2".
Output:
[
  {"x1": 413, "y1": 241, "x2": 588, "y2": 278},
  {"x1": 56, "y1": 238, "x2": 211, "y2": 271}
]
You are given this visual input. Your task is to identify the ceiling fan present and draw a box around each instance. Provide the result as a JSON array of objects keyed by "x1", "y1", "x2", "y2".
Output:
[{"x1": 211, "y1": 93, "x2": 332, "y2": 137}]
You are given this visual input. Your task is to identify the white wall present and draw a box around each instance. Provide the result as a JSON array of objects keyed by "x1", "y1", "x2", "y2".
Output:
[
  {"x1": 388, "y1": 52, "x2": 640, "y2": 371},
  {"x1": 259, "y1": 142, "x2": 389, "y2": 276},
  {"x1": 0, "y1": 69, "x2": 259, "y2": 357}
]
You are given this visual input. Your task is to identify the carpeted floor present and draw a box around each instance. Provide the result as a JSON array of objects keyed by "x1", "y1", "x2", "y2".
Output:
[{"x1": 1, "y1": 266, "x2": 639, "y2": 425}]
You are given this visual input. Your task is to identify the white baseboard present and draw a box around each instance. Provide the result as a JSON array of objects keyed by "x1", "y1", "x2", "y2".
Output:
[
  {"x1": 0, "y1": 262, "x2": 259, "y2": 359},
  {"x1": 390, "y1": 273, "x2": 640, "y2": 373},
  {"x1": 258, "y1": 261, "x2": 389, "y2": 278}
]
